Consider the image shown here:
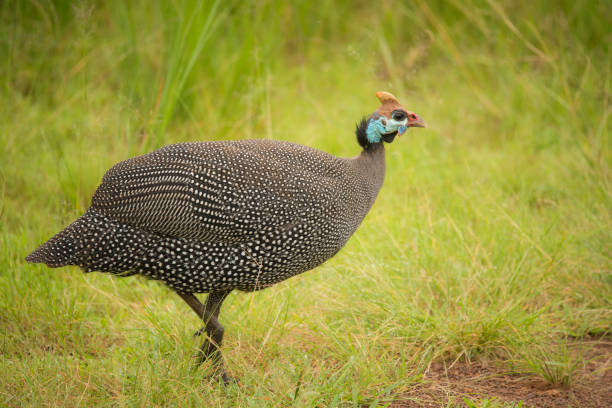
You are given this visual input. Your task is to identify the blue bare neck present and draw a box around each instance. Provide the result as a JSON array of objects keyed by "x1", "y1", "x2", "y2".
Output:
[{"x1": 365, "y1": 116, "x2": 407, "y2": 143}]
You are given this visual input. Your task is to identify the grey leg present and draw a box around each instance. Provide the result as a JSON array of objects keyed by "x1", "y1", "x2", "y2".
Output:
[
  {"x1": 178, "y1": 291, "x2": 235, "y2": 384},
  {"x1": 178, "y1": 292, "x2": 205, "y2": 319}
]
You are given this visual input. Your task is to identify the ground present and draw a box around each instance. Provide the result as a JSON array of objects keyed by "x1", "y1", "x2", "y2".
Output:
[{"x1": 395, "y1": 337, "x2": 612, "y2": 407}]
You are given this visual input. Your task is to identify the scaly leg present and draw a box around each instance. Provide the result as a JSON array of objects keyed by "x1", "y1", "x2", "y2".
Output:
[{"x1": 178, "y1": 291, "x2": 235, "y2": 384}]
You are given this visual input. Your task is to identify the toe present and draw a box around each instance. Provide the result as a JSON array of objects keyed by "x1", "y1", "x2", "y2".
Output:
[{"x1": 221, "y1": 371, "x2": 240, "y2": 386}]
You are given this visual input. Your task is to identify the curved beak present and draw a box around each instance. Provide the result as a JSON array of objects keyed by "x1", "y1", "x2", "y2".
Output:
[{"x1": 407, "y1": 112, "x2": 426, "y2": 128}]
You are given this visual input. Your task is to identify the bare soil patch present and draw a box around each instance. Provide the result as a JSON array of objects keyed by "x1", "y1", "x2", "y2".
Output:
[{"x1": 392, "y1": 338, "x2": 611, "y2": 407}]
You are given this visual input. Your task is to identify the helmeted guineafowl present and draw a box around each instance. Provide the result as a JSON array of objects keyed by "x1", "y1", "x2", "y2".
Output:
[{"x1": 26, "y1": 91, "x2": 426, "y2": 383}]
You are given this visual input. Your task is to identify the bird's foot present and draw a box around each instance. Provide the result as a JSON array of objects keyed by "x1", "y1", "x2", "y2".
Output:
[
  {"x1": 220, "y1": 370, "x2": 239, "y2": 386},
  {"x1": 196, "y1": 360, "x2": 239, "y2": 385},
  {"x1": 193, "y1": 347, "x2": 238, "y2": 385},
  {"x1": 194, "y1": 326, "x2": 205, "y2": 337}
]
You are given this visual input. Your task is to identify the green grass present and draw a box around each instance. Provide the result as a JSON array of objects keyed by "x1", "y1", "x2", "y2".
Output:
[
  {"x1": 1, "y1": 0, "x2": 610, "y2": 406},
  {"x1": 509, "y1": 337, "x2": 582, "y2": 389},
  {"x1": 463, "y1": 398, "x2": 524, "y2": 408}
]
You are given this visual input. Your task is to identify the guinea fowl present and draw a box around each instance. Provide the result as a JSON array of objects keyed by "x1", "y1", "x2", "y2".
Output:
[{"x1": 26, "y1": 91, "x2": 426, "y2": 383}]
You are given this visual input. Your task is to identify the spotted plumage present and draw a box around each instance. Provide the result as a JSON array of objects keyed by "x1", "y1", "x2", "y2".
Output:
[
  {"x1": 26, "y1": 91, "x2": 425, "y2": 383},
  {"x1": 26, "y1": 139, "x2": 383, "y2": 292}
]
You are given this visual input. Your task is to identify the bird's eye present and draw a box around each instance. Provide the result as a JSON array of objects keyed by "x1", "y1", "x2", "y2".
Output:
[{"x1": 392, "y1": 110, "x2": 406, "y2": 121}]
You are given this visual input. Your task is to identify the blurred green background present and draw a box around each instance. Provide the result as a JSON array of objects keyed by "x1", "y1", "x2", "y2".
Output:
[{"x1": 1, "y1": 0, "x2": 610, "y2": 406}]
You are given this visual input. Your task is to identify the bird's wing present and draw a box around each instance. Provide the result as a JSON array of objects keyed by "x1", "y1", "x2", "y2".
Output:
[{"x1": 91, "y1": 140, "x2": 348, "y2": 244}]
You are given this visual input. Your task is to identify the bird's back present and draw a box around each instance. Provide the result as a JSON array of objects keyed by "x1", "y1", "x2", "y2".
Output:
[{"x1": 92, "y1": 140, "x2": 361, "y2": 243}]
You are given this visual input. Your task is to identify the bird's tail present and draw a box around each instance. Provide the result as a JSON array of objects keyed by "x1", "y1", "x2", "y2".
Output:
[
  {"x1": 26, "y1": 209, "x2": 158, "y2": 274},
  {"x1": 26, "y1": 210, "x2": 99, "y2": 267}
]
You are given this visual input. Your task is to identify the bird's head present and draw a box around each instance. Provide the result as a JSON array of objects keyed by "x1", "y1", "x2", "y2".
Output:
[{"x1": 356, "y1": 91, "x2": 426, "y2": 148}]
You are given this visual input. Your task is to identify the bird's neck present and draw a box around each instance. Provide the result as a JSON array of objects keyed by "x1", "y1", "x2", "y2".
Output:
[{"x1": 354, "y1": 142, "x2": 386, "y2": 210}]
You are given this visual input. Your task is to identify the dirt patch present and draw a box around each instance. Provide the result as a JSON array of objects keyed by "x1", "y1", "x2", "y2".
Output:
[{"x1": 392, "y1": 338, "x2": 611, "y2": 408}]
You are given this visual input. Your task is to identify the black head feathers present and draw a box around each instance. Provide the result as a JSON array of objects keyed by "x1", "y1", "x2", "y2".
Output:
[{"x1": 355, "y1": 117, "x2": 369, "y2": 148}]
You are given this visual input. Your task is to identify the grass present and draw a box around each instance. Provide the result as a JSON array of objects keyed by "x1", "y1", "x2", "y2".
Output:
[
  {"x1": 1, "y1": 0, "x2": 611, "y2": 406},
  {"x1": 463, "y1": 398, "x2": 523, "y2": 408},
  {"x1": 511, "y1": 338, "x2": 582, "y2": 389}
]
